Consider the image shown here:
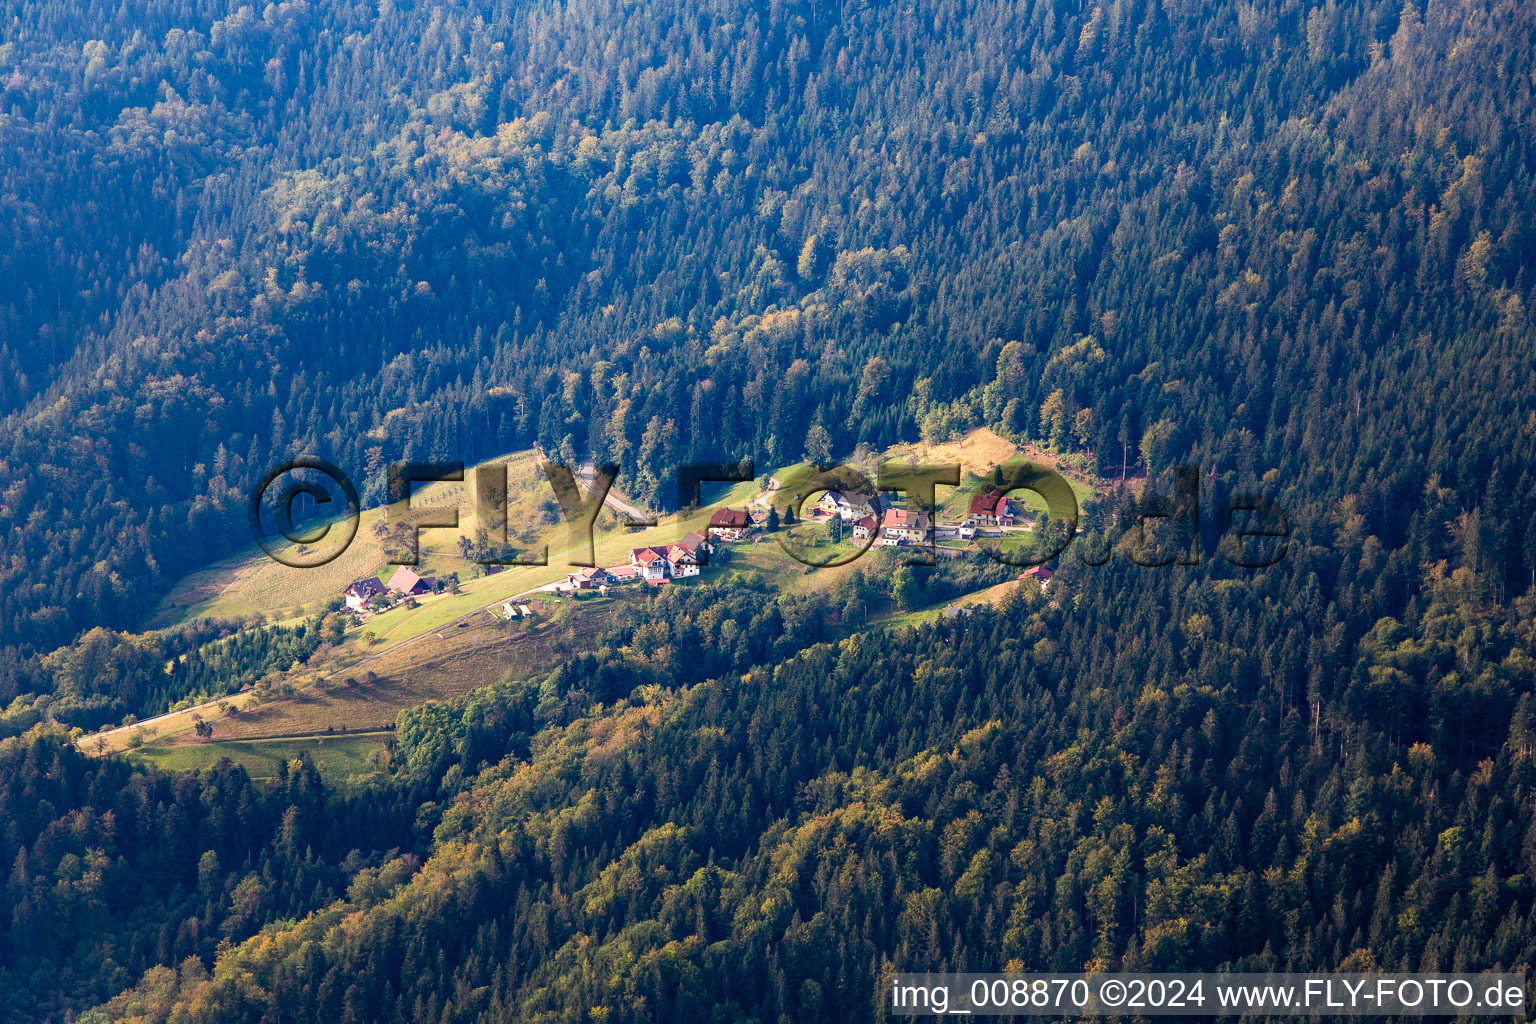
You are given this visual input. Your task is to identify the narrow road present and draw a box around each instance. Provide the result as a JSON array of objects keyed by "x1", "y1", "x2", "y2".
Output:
[{"x1": 574, "y1": 461, "x2": 655, "y2": 524}]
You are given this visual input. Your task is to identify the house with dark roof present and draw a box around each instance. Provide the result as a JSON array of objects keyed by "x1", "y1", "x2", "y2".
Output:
[
  {"x1": 815, "y1": 489, "x2": 890, "y2": 522},
  {"x1": 344, "y1": 577, "x2": 387, "y2": 611},
  {"x1": 707, "y1": 507, "x2": 751, "y2": 541},
  {"x1": 679, "y1": 530, "x2": 712, "y2": 554},
  {"x1": 1020, "y1": 565, "x2": 1054, "y2": 590}
]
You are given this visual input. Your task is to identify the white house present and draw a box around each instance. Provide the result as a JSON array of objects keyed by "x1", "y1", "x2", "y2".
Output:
[
  {"x1": 629, "y1": 529, "x2": 711, "y2": 581},
  {"x1": 631, "y1": 546, "x2": 672, "y2": 580},
  {"x1": 667, "y1": 543, "x2": 701, "y2": 577},
  {"x1": 815, "y1": 489, "x2": 889, "y2": 522},
  {"x1": 814, "y1": 491, "x2": 849, "y2": 517}
]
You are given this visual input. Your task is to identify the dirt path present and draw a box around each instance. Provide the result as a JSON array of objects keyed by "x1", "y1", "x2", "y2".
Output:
[{"x1": 749, "y1": 476, "x2": 780, "y2": 509}]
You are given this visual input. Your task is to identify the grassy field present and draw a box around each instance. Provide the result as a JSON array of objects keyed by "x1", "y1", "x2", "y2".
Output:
[
  {"x1": 117, "y1": 595, "x2": 617, "y2": 751},
  {"x1": 150, "y1": 449, "x2": 552, "y2": 627},
  {"x1": 877, "y1": 575, "x2": 1047, "y2": 631},
  {"x1": 768, "y1": 428, "x2": 1097, "y2": 524},
  {"x1": 885, "y1": 428, "x2": 1102, "y2": 503},
  {"x1": 130, "y1": 733, "x2": 388, "y2": 787}
]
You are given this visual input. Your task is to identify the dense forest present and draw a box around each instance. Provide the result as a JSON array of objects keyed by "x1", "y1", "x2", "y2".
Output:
[
  {"x1": 4, "y1": 0, "x2": 1535, "y2": 656},
  {"x1": 0, "y1": 730, "x2": 426, "y2": 1023},
  {"x1": 44, "y1": 565, "x2": 1536, "y2": 1022},
  {"x1": 0, "y1": 617, "x2": 331, "y2": 737},
  {"x1": 3, "y1": 0, "x2": 1536, "y2": 1019}
]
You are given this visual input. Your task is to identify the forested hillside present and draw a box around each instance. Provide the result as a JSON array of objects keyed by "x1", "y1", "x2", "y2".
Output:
[
  {"x1": 4, "y1": 0, "x2": 1536, "y2": 1020},
  {"x1": 72, "y1": 571, "x2": 1536, "y2": 1022},
  {"x1": 4, "y1": 0, "x2": 1535, "y2": 660}
]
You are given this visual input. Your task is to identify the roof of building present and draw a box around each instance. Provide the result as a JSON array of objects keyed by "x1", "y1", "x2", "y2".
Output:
[
  {"x1": 855, "y1": 491, "x2": 889, "y2": 510},
  {"x1": 632, "y1": 546, "x2": 669, "y2": 566},
  {"x1": 1021, "y1": 566, "x2": 1054, "y2": 579},
  {"x1": 854, "y1": 515, "x2": 877, "y2": 529},
  {"x1": 968, "y1": 491, "x2": 1008, "y2": 516},
  {"x1": 386, "y1": 566, "x2": 424, "y2": 592},
  {"x1": 570, "y1": 566, "x2": 610, "y2": 581},
  {"x1": 709, "y1": 507, "x2": 749, "y2": 528},
  {"x1": 679, "y1": 530, "x2": 709, "y2": 552},
  {"x1": 882, "y1": 508, "x2": 930, "y2": 530},
  {"x1": 608, "y1": 565, "x2": 640, "y2": 579},
  {"x1": 346, "y1": 576, "x2": 386, "y2": 598}
]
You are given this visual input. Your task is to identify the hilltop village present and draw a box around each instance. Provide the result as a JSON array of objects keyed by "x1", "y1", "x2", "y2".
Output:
[{"x1": 339, "y1": 485, "x2": 1045, "y2": 621}]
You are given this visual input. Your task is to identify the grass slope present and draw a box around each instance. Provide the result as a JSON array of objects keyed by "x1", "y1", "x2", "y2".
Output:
[{"x1": 131, "y1": 733, "x2": 387, "y2": 787}]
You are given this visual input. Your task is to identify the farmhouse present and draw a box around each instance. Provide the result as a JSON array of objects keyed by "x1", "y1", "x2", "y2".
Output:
[
  {"x1": 630, "y1": 546, "x2": 673, "y2": 581},
  {"x1": 386, "y1": 566, "x2": 435, "y2": 596},
  {"x1": 879, "y1": 508, "x2": 932, "y2": 545},
  {"x1": 816, "y1": 489, "x2": 890, "y2": 522},
  {"x1": 566, "y1": 566, "x2": 613, "y2": 589},
  {"x1": 813, "y1": 490, "x2": 848, "y2": 517},
  {"x1": 708, "y1": 507, "x2": 751, "y2": 541},
  {"x1": 343, "y1": 577, "x2": 386, "y2": 611},
  {"x1": 852, "y1": 515, "x2": 877, "y2": 540},
  {"x1": 666, "y1": 543, "x2": 702, "y2": 578},
  {"x1": 628, "y1": 530, "x2": 710, "y2": 581},
  {"x1": 966, "y1": 490, "x2": 1015, "y2": 526}
]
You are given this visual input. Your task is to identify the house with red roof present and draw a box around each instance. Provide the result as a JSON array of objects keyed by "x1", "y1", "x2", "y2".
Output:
[
  {"x1": 631, "y1": 546, "x2": 672, "y2": 580},
  {"x1": 966, "y1": 490, "x2": 1015, "y2": 526},
  {"x1": 879, "y1": 507, "x2": 932, "y2": 545}
]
